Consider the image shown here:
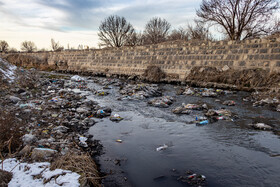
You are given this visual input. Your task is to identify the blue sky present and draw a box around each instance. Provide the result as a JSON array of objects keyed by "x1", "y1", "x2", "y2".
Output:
[{"x1": 0, "y1": 0, "x2": 201, "y2": 50}]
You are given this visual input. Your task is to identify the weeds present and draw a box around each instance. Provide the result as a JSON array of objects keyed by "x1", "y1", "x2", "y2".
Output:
[
  {"x1": 187, "y1": 66, "x2": 280, "y2": 89},
  {"x1": 50, "y1": 152, "x2": 101, "y2": 187},
  {"x1": 0, "y1": 110, "x2": 25, "y2": 158},
  {"x1": 143, "y1": 65, "x2": 166, "y2": 82}
]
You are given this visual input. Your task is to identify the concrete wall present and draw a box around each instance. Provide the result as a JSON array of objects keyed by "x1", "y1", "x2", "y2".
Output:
[{"x1": 2, "y1": 37, "x2": 280, "y2": 81}]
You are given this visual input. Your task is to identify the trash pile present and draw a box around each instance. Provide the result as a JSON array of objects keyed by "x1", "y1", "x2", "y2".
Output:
[
  {"x1": 92, "y1": 77, "x2": 120, "y2": 87},
  {"x1": 243, "y1": 90, "x2": 280, "y2": 112},
  {"x1": 64, "y1": 75, "x2": 90, "y2": 90},
  {"x1": 177, "y1": 171, "x2": 206, "y2": 186},
  {"x1": 148, "y1": 96, "x2": 175, "y2": 108},
  {"x1": 0, "y1": 60, "x2": 102, "y2": 186},
  {"x1": 172, "y1": 103, "x2": 207, "y2": 114},
  {"x1": 205, "y1": 108, "x2": 234, "y2": 122},
  {"x1": 119, "y1": 83, "x2": 162, "y2": 100},
  {"x1": 179, "y1": 86, "x2": 235, "y2": 97}
]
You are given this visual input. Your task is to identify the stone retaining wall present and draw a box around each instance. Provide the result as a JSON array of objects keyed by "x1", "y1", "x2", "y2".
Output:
[{"x1": 2, "y1": 37, "x2": 280, "y2": 81}]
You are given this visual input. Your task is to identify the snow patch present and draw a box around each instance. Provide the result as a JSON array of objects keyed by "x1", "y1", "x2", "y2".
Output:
[
  {"x1": 0, "y1": 57, "x2": 17, "y2": 82},
  {"x1": 1, "y1": 158, "x2": 80, "y2": 187}
]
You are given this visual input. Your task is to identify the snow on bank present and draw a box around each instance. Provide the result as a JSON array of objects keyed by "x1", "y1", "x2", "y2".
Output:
[
  {"x1": 1, "y1": 158, "x2": 80, "y2": 187},
  {"x1": 0, "y1": 57, "x2": 17, "y2": 82}
]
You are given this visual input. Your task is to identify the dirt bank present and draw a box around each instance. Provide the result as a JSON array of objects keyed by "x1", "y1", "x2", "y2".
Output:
[
  {"x1": 3, "y1": 54, "x2": 54, "y2": 71},
  {"x1": 186, "y1": 66, "x2": 280, "y2": 91}
]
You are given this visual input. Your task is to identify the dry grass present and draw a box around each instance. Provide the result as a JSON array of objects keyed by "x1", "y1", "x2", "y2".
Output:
[
  {"x1": 16, "y1": 69, "x2": 39, "y2": 90},
  {"x1": 187, "y1": 66, "x2": 280, "y2": 89},
  {"x1": 142, "y1": 65, "x2": 166, "y2": 82},
  {"x1": 50, "y1": 152, "x2": 101, "y2": 187},
  {"x1": 0, "y1": 169, "x2": 13, "y2": 187},
  {"x1": 4, "y1": 54, "x2": 48, "y2": 70},
  {"x1": 0, "y1": 110, "x2": 25, "y2": 157}
]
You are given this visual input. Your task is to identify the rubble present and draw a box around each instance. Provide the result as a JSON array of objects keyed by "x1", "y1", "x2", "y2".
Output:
[
  {"x1": 148, "y1": 96, "x2": 175, "y2": 108},
  {"x1": 205, "y1": 109, "x2": 234, "y2": 122},
  {"x1": 180, "y1": 86, "x2": 235, "y2": 97},
  {"x1": 31, "y1": 148, "x2": 58, "y2": 161},
  {"x1": 172, "y1": 103, "x2": 204, "y2": 114},
  {"x1": 0, "y1": 59, "x2": 103, "y2": 186},
  {"x1": 119, "y1": 83, "x2": 162, "y2": 100}
]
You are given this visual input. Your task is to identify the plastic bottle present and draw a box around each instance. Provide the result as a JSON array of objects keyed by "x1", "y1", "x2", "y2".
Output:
[{"x1": 199, "y1": 120, "x2": 209, "y2": 125}]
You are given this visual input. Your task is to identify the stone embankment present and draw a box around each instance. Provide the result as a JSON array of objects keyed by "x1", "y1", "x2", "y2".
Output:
[{"x1": 1, "y1": 37, "x2": 280, "y2": 90}]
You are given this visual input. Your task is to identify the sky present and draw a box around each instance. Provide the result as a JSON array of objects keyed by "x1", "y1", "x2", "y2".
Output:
[{"x1": 0, "y1": 0, "x2": 201, "y2": 50}]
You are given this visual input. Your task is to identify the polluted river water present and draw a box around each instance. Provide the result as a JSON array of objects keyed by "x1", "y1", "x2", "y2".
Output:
[{"x1": 84, "y1": 78, "x2": 280, "y2": 187}]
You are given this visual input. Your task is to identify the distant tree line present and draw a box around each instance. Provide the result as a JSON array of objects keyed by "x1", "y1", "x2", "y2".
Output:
[
  {"x1": 1, "y1": 0, "x2": 279, "y2": 52},
  {"x1": 98, "y1": 0, "x2": 280, "y2": 48}
]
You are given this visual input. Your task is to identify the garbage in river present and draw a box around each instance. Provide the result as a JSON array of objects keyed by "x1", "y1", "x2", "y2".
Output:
[
  {"x1": 94, "y1": 108, "x2": 112, "y2": 118},
  {"x1": 172, "y1": 103, "x2": 205, "y2": 114},
  {"x1": 222, "y1": 100, "x2": 236, "y2": 106},
  {"x1": 116, "y1": 139, "x2": 123, "y2": 143},
  {"x1": 249, "y1": 123, "x2": 273, "y2": 131},
  {"x1": 172, "y1": 106, "x2": 192, "y2": 114},
  {"x1": 205, "y1": 108, "x2": 234, "y2": 122},
  {"x1": 96, "y1": 90, "x2": 109, "y2": 96},
  {"x1": 177, "y1": 171, "x2": 206, "y2": 186},
  {"x1": 180, "y1": 86, "x2": 236, "y2": 98},
  {"x1": 148, "y1": 96, "x2": 175, "y2": 108},
  {"x1": 196, "y1": 120, "x2": 209, "y2": 126},
  {"x1": 119, "y1": 83, "x2": 162, "y2": 100},
  {"x1": 110, "y1": 114, "x2": 124, "y2": 122},
  {"x1": 156, "y1": 144, "x2": 168, "y2": 151}
]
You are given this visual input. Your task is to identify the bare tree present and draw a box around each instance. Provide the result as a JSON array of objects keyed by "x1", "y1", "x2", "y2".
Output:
[
  {"x1": 144, "y1": 17, "x2": 171, "y2": 44},
  {"x1": 125, "y1": 32, "x2": 146, "y2": 46},
  {"x1": 0, "y1": 40, "x2": 9, "y2": 52},
  {"x1": 51, "y1": 38, "x2": 63, "y2": 51},
  {"x1": 21, "y1": 41, "x2": 37, "y2": 52},
  {"x1": 168, "y1": 27, "x2": 189, "y2": 41},
  {"x1": 187, "y1": 22, "x2": 212, "y2": 40},
  {"x1": 197, "y1": 0, "x2": 279, "y2": 40},
  {"x1": 98, "y1": 15, "x2": 135, "y2": 48},
  {"x1": 269, "y1": 18, "x2": 280, "y2": 35}
]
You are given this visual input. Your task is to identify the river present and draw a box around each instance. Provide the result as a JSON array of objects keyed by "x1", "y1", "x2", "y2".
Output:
[{"x1": 86, "y1": 79, "x2": 280, "y2": 187}]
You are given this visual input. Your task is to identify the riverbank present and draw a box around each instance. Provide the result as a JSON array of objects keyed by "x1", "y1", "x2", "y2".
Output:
[
  {"x1": 0, "y1": 58, "x2": 102, "y2": 186},
  {"x1": 1, "y1": 57, "x2": 280, "y2": 186}
]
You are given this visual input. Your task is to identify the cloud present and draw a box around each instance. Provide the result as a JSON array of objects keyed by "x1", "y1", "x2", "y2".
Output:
[{"x1": 0, "y1": 0, "x2": 202, "y2": 49}]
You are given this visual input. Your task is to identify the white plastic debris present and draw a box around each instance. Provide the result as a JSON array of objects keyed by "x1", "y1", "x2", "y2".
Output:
[
  {"x1": 71, "y1": 75, "x2": 85, "y2": 82},
  {"x1": 79, "y1": 136, "x2": 88, "y2": 147},
  {"x1": 156, "y1": 144, "x2": 168, "y2": 151},
  {"x1": 250, "y1": 123, "x2": 273, "y2": 130}
]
